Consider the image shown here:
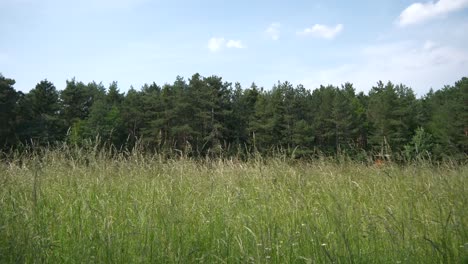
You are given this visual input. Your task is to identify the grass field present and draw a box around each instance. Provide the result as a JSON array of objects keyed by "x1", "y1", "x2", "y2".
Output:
[{"x1": 0, "y1": 150, "x2": 467, "y2": 263}]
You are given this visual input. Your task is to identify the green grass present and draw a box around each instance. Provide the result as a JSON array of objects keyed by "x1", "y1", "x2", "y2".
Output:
[{"x1": 0, "y1": 150, "x2": 467, "y2": 263}]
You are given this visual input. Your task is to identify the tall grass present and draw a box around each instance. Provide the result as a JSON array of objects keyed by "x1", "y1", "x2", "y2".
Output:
[{"x1": 0, "y1": 148, "x2": 466, "y2": 263}]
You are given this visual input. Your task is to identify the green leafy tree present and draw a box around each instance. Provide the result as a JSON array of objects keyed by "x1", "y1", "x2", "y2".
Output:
[
  {"x1": 139, "y1": 82, "x2": 165, "y2": 148},
  {"x1": 354, "y1": 91, "x2": 369, "y2": 150},
  {"x1": 310, "y1": 85, "x2": 336, "y2": 153},
  {"x1": 425, "y1": 77, "x2": 468, "y2": 157},
  {"x1": 367, "y1": 81, "x2": 418, "y2": 158},
  {"x1": 106, "y1": 81, "x2": 124, "y2": 105},
  {"x1": 331, "y1": 84, "x2": 359, "y2": 152},
  {"x1": 121, "y1": 87, "x2": 145, "y2": 145},
  {"x1": 232, "y1": 83, "x2": 259, "y2": 148},
  {"x1": 288, "y1": 84, "x2": 315, "y2": 155},
  {"x1": 169, "y1": 76, "x2": 197, "y2": 150},
  {"x1": 1, "y1": 72, "x2": 466, "y2": 161},
  {"x1": 24, "y1": 80, "x2": 63, "y2": 144},
  {"x1": 60, "y1": 79, "x2": 105, "y2": 128},
  {"x1": 404, "y1": 127, "x2": 434, "y2": 161},
  {"x1": 0, "y1": 74, "x2": 19, "y2": 149},
  {"x1": 249, "y1": 90, "x2": 271, "y2": 151},
  {"x1": 449, "y1": 77, "x2": 468, "y2": 154},
  {"x1": 84, "y1": 99, "x2": 125, "y2": 147}
]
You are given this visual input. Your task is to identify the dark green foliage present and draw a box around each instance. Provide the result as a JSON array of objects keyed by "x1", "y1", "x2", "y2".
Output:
[
  {"x1": 311, "y1": 85, "x2": 336, "y2": 152},
  {"x1": 82, "y1": 100, "x2": 125, "y2": 146},
  {"x1": 331, "y1": 83, "x2": 360, "y2": 152},
  {"x1": 404, "y1": 127, "x2": 434, "y2": 161},
  {"x1": 0, "y1": 74, "x2": 18, "y2": 149},
  {"x1": 0, "y1": 72, "x2": 466, "y2": 161},
  {"x1": 68, "y1": 82, "x2": 126, "y2": 147},
  {"x1": 60, "y1": 79, "x2": 105, "y2": 128},
  {"x1": 424, "y1": 78, "x2": 468, "y2": 159},
  {"x1": 121, "y1": 87, "x2": 144, "y2": 146},
  {"x1": 367, "y1": 81, "x2": 418, "y2": 158},
  {"x1": 23, "y1": 80, "x2": 63, "y2": 144}
]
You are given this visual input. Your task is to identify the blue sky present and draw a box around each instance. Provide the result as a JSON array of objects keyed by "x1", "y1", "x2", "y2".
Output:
[{"x1": 1, "y1": 0, "x2": 468, "y2": 95}]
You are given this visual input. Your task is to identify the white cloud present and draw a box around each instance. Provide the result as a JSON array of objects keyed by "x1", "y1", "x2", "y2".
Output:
[
  {"x1": 298, "y1": 24, "x2": 343, "y2": 39},
  {"x1": 226, "y1": 40, "x2": 246, "y2": 49},
  {"x1": 298, "y1": 41, "x2": 468, "y2": 95},
  {"x1": 398, "y1": 0, "x2": 468, "y2": 27},
  {"x1": 208, "y1": 37, "x2": 225, "y2": 52},
  {"x1": 208, "y1": 37, "x2": 246, "y2": 52},
  {"x1": 266, "y1": 23, "x2": 281, "y2": 40}
]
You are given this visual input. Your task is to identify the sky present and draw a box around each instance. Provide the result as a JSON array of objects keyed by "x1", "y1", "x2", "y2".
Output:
[{"x1": 1, "y1": 0, "x2": 468, "y2": 96}]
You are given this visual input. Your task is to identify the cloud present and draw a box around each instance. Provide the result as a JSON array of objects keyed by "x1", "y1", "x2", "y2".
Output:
[
  {"x1": 297, "y1": 24, "x2": 343, "y2": 39},
  {"x1": 226, "y1": 40, "x2": 246, "y2": 49},
  {"x1": 266, "y1": 23, "x2": 281, "y2": 40},
  {"x1": 398, "y1": 0, "x2": 468, "y2": 26},
  {"x1": 297, "y1": 41, "x2": 468, "y2": 94},
  {"x1": 208, "y1": 37, "x2": 226, "y2": 52},
  {"x1": 208, "y1": 37, "x2": 246, "y2": 52}
]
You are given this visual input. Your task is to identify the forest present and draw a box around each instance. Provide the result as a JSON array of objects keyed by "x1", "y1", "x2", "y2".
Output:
[
  {"x1": 0, "y1": 73, "x2": 467, "y2": 161},
  {"x1": 1, "y1": 73, "x2": 467, "y2": 263}
]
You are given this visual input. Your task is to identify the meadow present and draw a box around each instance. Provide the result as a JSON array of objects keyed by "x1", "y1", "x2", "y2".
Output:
[{"x1": 0, "y1": 149, "x2": 466, "y2": 263}]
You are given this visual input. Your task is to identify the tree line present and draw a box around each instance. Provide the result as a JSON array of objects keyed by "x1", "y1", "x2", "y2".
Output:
[{"x1": 0, "y1": 73, "x2": 466, "y2": 161}]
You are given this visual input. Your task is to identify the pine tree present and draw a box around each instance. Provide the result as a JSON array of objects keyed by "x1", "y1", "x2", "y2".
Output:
[
  {"x1": 121, "y1": 87, "x2": 144, "y2": 143},
  {"x1": 311, "y1": 85, "x2": 336, "y2": 153},
  {"x1": 25, "y1": 80, "x2": 63, "y2": 144},
  {"x1": 139, "y1": 82, "x2": 164, "y2": 147},
  {"x1": 238, "y1": 83, "x2": 260, "y2": 146},
  {"x1": 0, "y1": 74, "x2": 19, "y2": 149},
  {"x1": 331, "y1": 84, "x2": 359, "y2": 153},
  {"x1": 60, "y1": 79, "x2": 105, "y2": 128}
]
